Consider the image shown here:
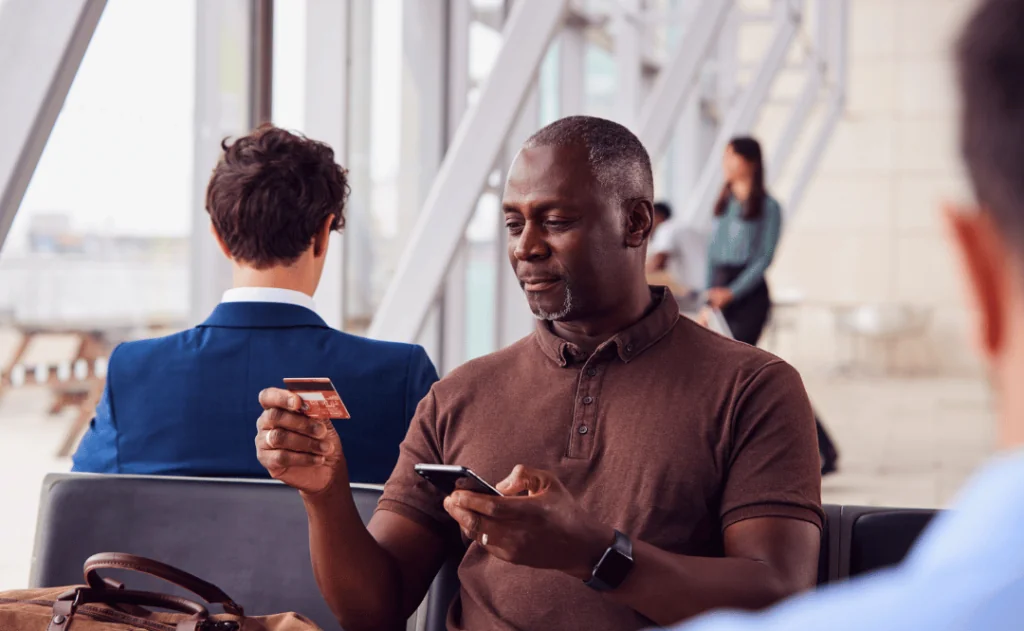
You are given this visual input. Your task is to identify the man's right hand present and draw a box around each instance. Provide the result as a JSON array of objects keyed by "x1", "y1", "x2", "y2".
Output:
[{"x1": 256, "y1": 387, "x2": 346, "y2": 494}]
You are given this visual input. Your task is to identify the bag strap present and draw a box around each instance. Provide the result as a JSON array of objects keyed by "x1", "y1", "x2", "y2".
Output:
[
  {"x1": 48, "y1": 588, "x2": 208, "y2": 631},
  {"x1": 83, "y1": 553, "x2": 244, "y2": 616}
]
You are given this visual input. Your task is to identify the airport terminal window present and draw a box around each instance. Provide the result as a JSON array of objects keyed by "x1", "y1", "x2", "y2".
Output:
[
  {"x1": 539, "y1": 41, "x2": 561, "y2": 126},
  {"x1": 271, "y1": 0, "x2": 307, "y2": 133},
  {"x1": 343, "y1": 0, "x2": 405, "y2": 333},
  {"x1": 0, "y1": 2, "x2": 198, "y2": 585},
  {"x1": 584, "y1": 42, "x2": 616, "y2": 119},
  {"x1": 462, "y1": 14, "x2": 505, "y2": 360},
  {"x1": 0, "y1": 0, "x2": 195, "y2": 336}
]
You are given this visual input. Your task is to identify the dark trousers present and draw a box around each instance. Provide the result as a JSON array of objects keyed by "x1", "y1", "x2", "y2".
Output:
[
  {"x1": 711, "y1": 265, "x2": 839, "y2": 465},
  {"x1": 710, "y1": 265, "x2": 771, "y2": 346}
]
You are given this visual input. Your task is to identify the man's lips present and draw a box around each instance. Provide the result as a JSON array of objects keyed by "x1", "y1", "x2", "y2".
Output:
[{"x1": 519, "y1": 277, "x2": 562, "y2": 292}]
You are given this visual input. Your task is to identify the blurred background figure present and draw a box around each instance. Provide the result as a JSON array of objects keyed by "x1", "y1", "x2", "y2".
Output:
[
  {"x1": 702, "y1": 136, "x2": 839, "y2": 474},
  {"x1": 648, "y1": 200, "x2": 707, "y2": 309},
  {"x1": 703, "y1": 137, "x2": 777, "y2": 344},
  {"x1": 653, "y1": 201, "x2": 672, "y2": 233}
]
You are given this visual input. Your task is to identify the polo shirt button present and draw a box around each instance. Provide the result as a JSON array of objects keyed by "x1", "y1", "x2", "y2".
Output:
[
  {"x1": 625, "y1": 344, "x2": 634, "y2": 353},
  {"x1": 578, "y1": 426, "x2": 589, "y2": 435},
  {"x1": 586, "y1": 368, "x2": 597, "y2": 377},
  {"x1": 583, "y1": 396, "x2": 594, "y2": 405}
]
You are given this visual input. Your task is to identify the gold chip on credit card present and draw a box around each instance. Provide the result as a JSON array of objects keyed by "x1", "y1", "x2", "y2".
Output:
[{"x1": 283, "y1": 378, "x2": 351, "y2": 420}]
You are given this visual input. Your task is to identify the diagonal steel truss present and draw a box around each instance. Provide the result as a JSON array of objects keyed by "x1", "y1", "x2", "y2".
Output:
[{"x1": 0, "y1": 0, "x2": 848, "y2": 351}]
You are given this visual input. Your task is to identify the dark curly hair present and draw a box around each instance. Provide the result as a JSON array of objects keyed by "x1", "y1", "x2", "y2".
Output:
[
  {"x1": 205, "y1": 124, "x2": 350, "y2": 269},
  {"x1": 714, "y1": 136, "x2": 766, "y2": 221}
]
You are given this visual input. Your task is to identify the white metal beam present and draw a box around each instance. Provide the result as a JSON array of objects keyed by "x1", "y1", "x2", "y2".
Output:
[
  {"x1": 441, "y1": 0, "x2": 472, "y2": 374},
  {"x1": 614, "y1": 0, "x2": 643, "y2": 127},
  {"x1": 768, "y1": 64, "x2": 822, "y2": 187},
  {"x1": 400, "y1": 0, "x2": 450, "y2": 363},
  {"x1": 0, "y1": 0, "x2": 106, "y2": 251},
  {"x1": 768, "y1": 0, "x2": 828, "y2": 187},
  {"x1": 559, "y1": 26, "x2": 585, "y2": 116},
  {"x1": 785, "y1": 0, "x2": 847, "y2": 218},
  {"x1": 189, "y1": 0, "x2": 255, "y2": 325},
  {"x1": 305, "y1": 0, "x2": 350, "y2": 329},
  {"x1": 636, "y1": 0, "x2": 733, "y2": 159},
  {"x1": 369, "y1": 0, "x2": 568, "y2": 343},
  {"x1": 343, "y1": 0, "x2": 375, "y2": 328},
  {"x1": 677, "y1": 0, "x2": 800, "y2": 230}
]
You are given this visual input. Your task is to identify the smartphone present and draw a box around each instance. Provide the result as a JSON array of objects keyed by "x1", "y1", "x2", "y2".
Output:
[{"x1": 414, "y1": 464, "x2": 503, "y2": 496}]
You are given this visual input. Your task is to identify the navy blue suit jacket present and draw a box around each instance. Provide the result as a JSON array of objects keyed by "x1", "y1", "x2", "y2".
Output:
[{"x1": 72, "y1": 302, "x2": 438, "y2": 483}]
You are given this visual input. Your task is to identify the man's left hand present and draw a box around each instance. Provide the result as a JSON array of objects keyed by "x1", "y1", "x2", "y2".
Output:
[
  {"x1": 443, "y1": 465, "x2": 614, "y2": 580},
  {"x1": 707, "y1": 287, "x2": 734, "y2": 309}
]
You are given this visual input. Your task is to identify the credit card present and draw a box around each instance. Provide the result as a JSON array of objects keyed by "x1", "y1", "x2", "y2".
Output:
[{"x1": 283, "y1": 378, "x2": 351, "y2": 420}]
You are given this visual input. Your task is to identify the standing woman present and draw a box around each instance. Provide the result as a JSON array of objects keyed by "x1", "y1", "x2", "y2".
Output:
[
  {"x1": 704, "y1": 137, "x2": 778, "y2": 344},
  {"x1": 703, "y1": 136, "x2": 840, "y2": 474}
]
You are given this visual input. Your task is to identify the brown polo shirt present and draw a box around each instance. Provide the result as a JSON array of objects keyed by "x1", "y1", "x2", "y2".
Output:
[{"x1": 378, "y1": 288, "x2": 822, "y2": 631}]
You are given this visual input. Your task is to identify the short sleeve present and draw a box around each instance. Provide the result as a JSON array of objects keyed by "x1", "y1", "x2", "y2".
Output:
[
  {"x1": 720, "y1": 360, "x2": 823, "y2": 530},
  {"x1": 377, "y1": 388, "x2": 456, "y2": 538},
  {"x1": 404, "y1": 345, "x2": 439, "y2": 429}
]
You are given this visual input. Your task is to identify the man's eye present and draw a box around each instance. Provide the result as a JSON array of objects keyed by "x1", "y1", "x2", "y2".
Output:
[{"x1": 505, "y1": 222, "x2": 524, "y2": 233}]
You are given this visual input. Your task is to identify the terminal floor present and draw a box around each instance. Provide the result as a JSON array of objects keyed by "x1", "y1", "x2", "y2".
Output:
[{"x1": 0, "y1": 375, "x2": 995, "y2": 590}]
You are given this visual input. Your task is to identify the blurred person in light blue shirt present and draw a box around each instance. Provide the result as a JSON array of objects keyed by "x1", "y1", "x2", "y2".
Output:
[{"x1": 671, "y1": 0, "x2": 1024, "y2": 628}]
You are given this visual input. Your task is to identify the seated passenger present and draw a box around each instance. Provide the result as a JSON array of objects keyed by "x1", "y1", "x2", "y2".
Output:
[
  {"x1": 255, "y1": 116, "x2": 823, "y2": 630},
  {"x1": 72, "y1": 125, "x2": 437, "y2": 482},
  {"x1": 671, "y1": 2, "x2": 1024, "y2": 630}
]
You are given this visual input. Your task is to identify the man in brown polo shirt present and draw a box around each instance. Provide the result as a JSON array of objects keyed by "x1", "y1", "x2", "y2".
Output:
[{"x1": 254, "y1": 115, "x2": 822, "y2": 631}]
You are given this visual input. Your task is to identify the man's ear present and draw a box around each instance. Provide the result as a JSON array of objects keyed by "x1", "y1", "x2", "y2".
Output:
[
  {"x1": 625, "y1": 199, "x2": 654, "y2": 248},
  {"x1": 209, "y1": 221, "x2": 233, "y2": 260},
  {"x1": 313, "y1": 214, "x2": 335, "y2": 259},
  {"x1": 944, "y1": 203, "x2": 1009, "y2": 360}
]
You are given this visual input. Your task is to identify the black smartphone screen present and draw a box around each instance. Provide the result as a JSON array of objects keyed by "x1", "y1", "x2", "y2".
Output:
[{"x1": 414, "y1": 464, "x2": 502, "y2": 496}]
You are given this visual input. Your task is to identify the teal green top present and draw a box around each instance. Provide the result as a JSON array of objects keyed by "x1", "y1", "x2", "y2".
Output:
[{"x1": 706, "y1": 195, "x2": 782, "y2": 300}]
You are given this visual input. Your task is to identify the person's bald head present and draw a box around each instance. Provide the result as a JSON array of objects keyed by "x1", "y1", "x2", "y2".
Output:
[{"x1": 523, "y1": 115, "x2": 654, "y2": 209}]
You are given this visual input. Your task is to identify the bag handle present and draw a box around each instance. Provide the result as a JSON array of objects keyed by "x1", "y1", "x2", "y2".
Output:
[
  {"x1": 83, "y1": 553, "x2": 244, "y2": 616},
  {"x1": 56, "y1": 587, "x2": 210, "y2": 617}
]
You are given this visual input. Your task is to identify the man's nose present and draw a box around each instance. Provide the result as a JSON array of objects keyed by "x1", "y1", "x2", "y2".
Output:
[{"x1": 513, "y1": 222, "x2": 549, "y2": 261}]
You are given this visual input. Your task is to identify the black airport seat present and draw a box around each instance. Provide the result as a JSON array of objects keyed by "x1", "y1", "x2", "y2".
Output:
[
  {"x1": 838, "y1": 505, "x2": 938, "y2": 578},
  {"x1": 30, "y1": 473, "x2": 383, "y2": 631}
]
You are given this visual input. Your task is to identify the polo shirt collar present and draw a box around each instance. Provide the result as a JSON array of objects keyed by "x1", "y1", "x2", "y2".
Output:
[{"x1": 534, "y1": 286, "x2": 679, "y2": 367}]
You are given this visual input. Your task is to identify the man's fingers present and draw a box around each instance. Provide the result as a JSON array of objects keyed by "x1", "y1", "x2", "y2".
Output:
[
  {"x1": 444, "y1": 497, "x2": 484, "y2": 536},
  {"x1": 256, "y1": 407, "x2": 328, "y2": 439},
  {"x1": 496, "y1": 464, "x2": 546, "y2": 496},
  {"x1": 259, "y1": 387, "x2": 303, "y2": 412},
  {"x1": 257, "y1": 448, "x2": 325, "y2": 471},
  {"x1": 449, "y1": 490, "x2": 513, "y2": 519},
  {"x1": 256, "y1": 429, "x2": 334, "y2": 456}
]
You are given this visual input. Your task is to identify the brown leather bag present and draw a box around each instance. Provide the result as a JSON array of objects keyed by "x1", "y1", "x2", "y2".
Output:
[{"x1": 0, "y1": 553, "x2": 322, "y2": 631}]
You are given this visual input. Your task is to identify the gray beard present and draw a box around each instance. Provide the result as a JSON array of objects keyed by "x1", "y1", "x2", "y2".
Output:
[{"x1": 532, "y1": 285, "x2": 574, "y2": 321}]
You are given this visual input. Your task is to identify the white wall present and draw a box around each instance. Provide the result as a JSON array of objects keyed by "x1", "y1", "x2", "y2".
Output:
[{"x1": 755, "y1": 0, "x2": 981, "y2": 375}]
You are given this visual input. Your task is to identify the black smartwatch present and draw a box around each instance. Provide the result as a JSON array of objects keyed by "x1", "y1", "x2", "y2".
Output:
[{"x1": 584, "y1": 530, "x2": 634, "y2": 591}]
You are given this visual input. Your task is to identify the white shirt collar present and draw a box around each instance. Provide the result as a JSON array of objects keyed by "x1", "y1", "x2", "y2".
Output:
[{"x1": 221, "y1": 287, "x2": 317, "y2": 312}]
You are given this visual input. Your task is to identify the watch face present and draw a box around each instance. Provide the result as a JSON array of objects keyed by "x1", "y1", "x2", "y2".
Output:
[{"x1": 597, "y1": 547, "x2": 634, "y2": 587}]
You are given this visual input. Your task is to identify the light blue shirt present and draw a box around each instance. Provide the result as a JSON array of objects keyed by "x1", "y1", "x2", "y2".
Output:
[
  {"x1": 706, "y1": 196, "x2": 782, "y2": 301},
  {"x1": 673, "y1": 449, "x2": 1024, "y2": 631}
]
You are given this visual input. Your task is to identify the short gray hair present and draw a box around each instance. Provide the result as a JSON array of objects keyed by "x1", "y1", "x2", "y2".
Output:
[{"x1": 523, "y1": 115, "x2": 654, "y2": 204}]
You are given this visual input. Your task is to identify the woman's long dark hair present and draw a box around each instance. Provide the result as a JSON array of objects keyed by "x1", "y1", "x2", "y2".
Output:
[{"x1": 714, "y1": 136, "x2": 766, "y2": 220}]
